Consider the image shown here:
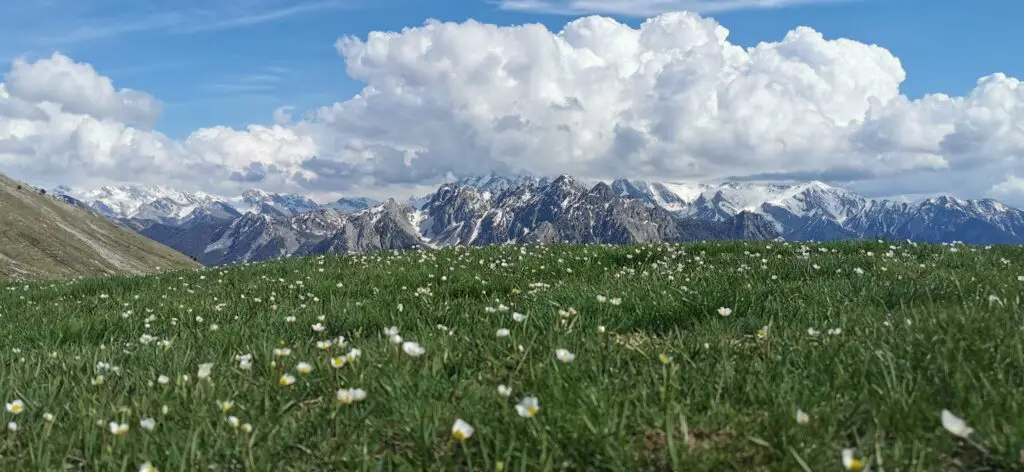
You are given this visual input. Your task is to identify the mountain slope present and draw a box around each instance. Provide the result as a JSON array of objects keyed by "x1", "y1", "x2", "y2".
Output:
[{"x1": 0, "y1": 174, "x2": 200, "y2": 281}]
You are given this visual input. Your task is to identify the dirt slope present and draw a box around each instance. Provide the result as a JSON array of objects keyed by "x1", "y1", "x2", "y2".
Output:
[{"x1": 0, "y1": 174, "x2": 199, "y2": 281}]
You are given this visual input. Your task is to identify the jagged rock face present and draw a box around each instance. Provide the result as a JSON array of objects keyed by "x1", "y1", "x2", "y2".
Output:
[
  {"x1": 200, "y1": 214, "x2": 288, "y2": 266},
  {"x1": 487, "y1": 176, "x2": 587, "y2": 242},
  {"x1": 519, "y1": 221, "x2": 560, "y2": 245},
  {"x1": 722, "y1": 212, "x2": 782, "y2": 241},
  {"x1": 422, "y1": 184, "x2": 492, "y2": 245},
  {"x1": 303, "y1": 201, "x2": 424, "y2": 255},
  {"x1": 434, "y1": 176, "x2": 780, "y2": 247}
]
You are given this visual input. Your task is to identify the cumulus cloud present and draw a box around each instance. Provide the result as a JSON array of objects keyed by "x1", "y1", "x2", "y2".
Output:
[
  {"x1": 1, "y1": 12, "x2": 1024, "y2": 204},
  {"x1": 5, "y1": 53, "x2": 162, "y2": 128},
  {"x1": 0, "y1": 53, "x2": 316, "y2": 194},
  {"x1": 304, "y1": 13, "x2": 1021, "y2": 193}
]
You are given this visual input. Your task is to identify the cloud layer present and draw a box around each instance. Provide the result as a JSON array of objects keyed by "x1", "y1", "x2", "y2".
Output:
[{"x1": 1, "y1": 11, "x2": 1023, "y2": 203}]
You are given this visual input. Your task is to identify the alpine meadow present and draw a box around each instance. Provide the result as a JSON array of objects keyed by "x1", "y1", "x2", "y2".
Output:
[
  {"x1": 3, "y1": 241, "x2": 1024, "y2": 470},
  {"x1": 5, "y1": 0, "x2": 1024, "y2": 471}
]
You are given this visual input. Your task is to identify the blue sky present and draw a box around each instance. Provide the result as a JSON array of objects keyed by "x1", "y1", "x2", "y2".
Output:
[{"x1": 2, "y1": 0, "x2": 1021, "y2": 140}]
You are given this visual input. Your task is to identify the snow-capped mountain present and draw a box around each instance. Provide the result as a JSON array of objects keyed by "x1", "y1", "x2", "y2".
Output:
[
  {"x1": 55, "y1": 184, "x2": 220, "y2": 221},
  {"x1": 452, "y1": 173, "x2": 549, "y2": 198},
  {"x1": 323, "y1": 197, "x2": 383, "y2": 213},
  {"x1": 54, "y1": 185, "x2": 370, "y2": 223},
  {"x1": 607, "y1": 178, "x2": 1024, "y2": 243},
  {"x1": 127, "y1": 175, "x2": 776, "y2": 265},
  {"x1": 611, "y1": 179, "x2": 864, "y2": 221},
  {"x1": 55, "y1": 174, "x2": 1024, "y2": 266},
  {"x1": 413, "y1": 175, "x2": 775, "y2": 249},
  {"x1": 230, "y1": 189, "x2": 320, "y2": 218}
]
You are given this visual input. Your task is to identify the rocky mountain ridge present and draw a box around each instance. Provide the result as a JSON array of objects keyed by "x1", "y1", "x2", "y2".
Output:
[{"x1": 54, "y1": 174, "x2": 1024, "y2": 266}]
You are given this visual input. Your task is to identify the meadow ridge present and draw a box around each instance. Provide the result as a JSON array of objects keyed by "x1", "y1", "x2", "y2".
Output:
[{"x1": 2, "y1": 241, "x2": 1024, "y2": 471}]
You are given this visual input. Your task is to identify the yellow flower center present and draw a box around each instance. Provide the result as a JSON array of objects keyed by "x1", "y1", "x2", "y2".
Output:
[{"x1": 527, "y1": 406, "x2": 539, "y2": 416}]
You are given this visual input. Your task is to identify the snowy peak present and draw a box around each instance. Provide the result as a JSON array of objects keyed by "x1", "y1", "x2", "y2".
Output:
[
  {"x1": 610, "y1": 178, "x2": 867, "y2": 222},
  {"x1": 59, "y1": 184, "x2": 369, "y2": 222},
  {"x1": 324, "y1": 197, "x2": 383, "y2": 213},
  {"x1": 234, "y1": 189, "x2": 319, "y2": 217},
  {"x1": 454, "y1": 173, "x2": 548, "y2": 199},
  {"x1": 602, "y1": 177, "x2": 1024, "y2": 242},
  {"x1": 760, "y1": 181, "x2": 868, "y2": 224},
  {"x1": 54, "y1": 184, "x2": 223, "y2": 220}
]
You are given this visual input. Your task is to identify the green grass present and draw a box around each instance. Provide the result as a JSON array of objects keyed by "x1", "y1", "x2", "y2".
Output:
[{"x1": 2, "y1": 241, "x2": 1024, "y2": 471}]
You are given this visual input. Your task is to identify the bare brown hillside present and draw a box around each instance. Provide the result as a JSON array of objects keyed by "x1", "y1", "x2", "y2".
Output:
[{"x1": 0, "y1": 173, "x2": 199, "y2": 281}]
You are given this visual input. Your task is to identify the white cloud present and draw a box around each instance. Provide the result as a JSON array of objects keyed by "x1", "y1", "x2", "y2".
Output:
[
  {"x1": 988, "y1": 175, "x2": 1024, "y2": 200},
  {"x1": 0, "y1": 53, "x2": 316, "y2": 194},
  {"x1": 1, "y1": 12, "x2": 1024, "y2": 205},
  {"x1": 184, "y1": 125, "x2": 317, "y2": 180},
  {"x1": 5, "y1": 53, "x2": 162, "y2": 128},
  {"x1": 304, "y1": 13, "x2": 1021, "y2": 193},
  {"x1": 498, "y1": 0, "x2": 852, "y2": 16}
]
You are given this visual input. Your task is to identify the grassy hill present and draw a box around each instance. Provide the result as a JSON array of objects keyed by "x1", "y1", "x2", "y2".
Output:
[
  {"x1": 0, "y1": 173, "x2": 199, "y2": 281},
  {"x1": 1, "y1": 241, "x2": 1023, "y2": 470}
]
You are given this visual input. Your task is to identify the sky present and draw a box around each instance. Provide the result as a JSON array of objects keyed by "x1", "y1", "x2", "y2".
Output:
[{"x1": 1, "y1": 0, "x2": 1023, "y2": 203}]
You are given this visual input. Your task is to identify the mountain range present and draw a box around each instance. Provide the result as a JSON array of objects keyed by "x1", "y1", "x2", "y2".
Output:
[{"x1": 52, "y1": 174, "x2": 1024, "y2": 266}]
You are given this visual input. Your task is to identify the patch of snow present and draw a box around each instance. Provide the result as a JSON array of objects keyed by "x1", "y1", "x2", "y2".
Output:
[
  {"x1": 204, "y1": 234, "x2": 234, "y2": 254},
  {"x1": 468, "y1": 218, "x2": 483, "y2": 244},
  {"x1": 409, "y1": 210, "x2": 440, "y2": 248}
]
